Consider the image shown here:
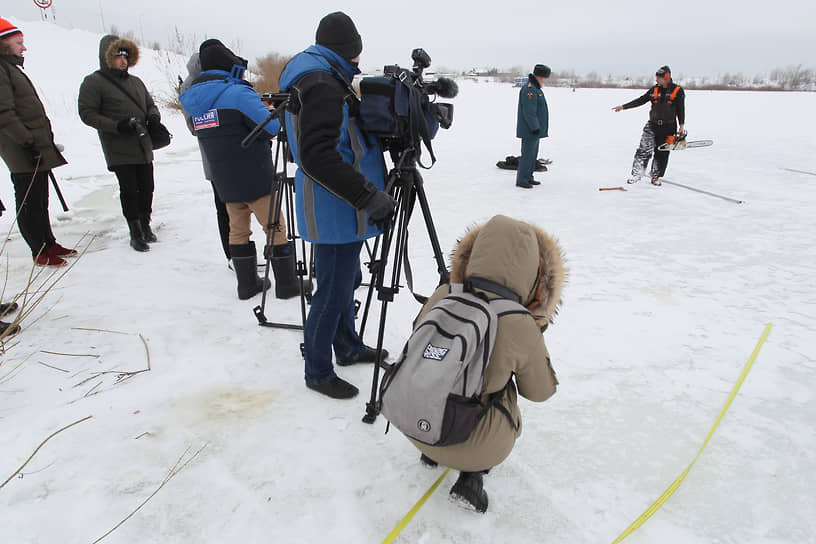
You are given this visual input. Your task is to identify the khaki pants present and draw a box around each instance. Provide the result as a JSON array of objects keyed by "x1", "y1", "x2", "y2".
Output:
[{"x1": 225, "y1": 194, "x2": 288, "y2": 246}]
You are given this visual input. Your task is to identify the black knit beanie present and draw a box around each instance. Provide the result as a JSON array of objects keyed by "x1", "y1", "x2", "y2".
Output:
[
  {"x1": 199, "y1": 39, "x2": 248, "y2": 72},
  {"x1": 315, "y1": 12, "x2": 362, "y2": 60}
]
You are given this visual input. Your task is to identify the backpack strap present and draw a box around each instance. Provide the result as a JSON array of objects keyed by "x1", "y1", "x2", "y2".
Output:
[
  {"x1": 484, "y1": 380, "x2": 519, "y2": 431},
  {"x1": 95, "y1": 70, "x2": 149, "y2": 115},
  {"x1": 464, "y1": 276, "x2": 520, "y2": 303}
]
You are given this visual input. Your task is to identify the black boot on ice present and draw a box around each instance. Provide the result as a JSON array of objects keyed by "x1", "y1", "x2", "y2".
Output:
[
  {"x1": 230, "y1": 242, "x2": 270, "y2": 300},
  {"x1": 139, "y1": 214, "x2": 158, "y2": 242},
  {"x1": 270, "y1": 242, "x2": 302, "y2": 300},
  {"x1": 449, "y1": 471, "x2": 488, "y2": 513},
  {"x1": 127, "y1": 219, "x2": 150, "y2": 252}
]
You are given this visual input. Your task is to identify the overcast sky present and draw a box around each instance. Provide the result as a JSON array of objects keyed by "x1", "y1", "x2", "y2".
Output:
[{"x1": 6, "y1": 0, "x2": 815, "y2": 76}]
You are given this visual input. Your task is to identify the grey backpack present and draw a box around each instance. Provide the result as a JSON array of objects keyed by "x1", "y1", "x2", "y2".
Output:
[{"x1": 379, "y1": 282, "x2": 529, "y2": 446}]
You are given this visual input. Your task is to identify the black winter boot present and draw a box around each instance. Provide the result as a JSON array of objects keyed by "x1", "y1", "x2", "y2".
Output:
[
  {"x1": 449, "y1": 471, "x2": 488, "y2": 513},
  {"x1": 0, "y1": 301, "x2": 19, "y2": 315},
  {"x1": 230, "y1": 242, "x2": 271, "y2": 300},
  {"x1": 140, "y1": 215, "x2": 158, "y2": 242},
  {"x1": 270, "y1": 243, "x2": 302, "y2": 300},
  {"x1": 0, "y1": 320, "x2": 21, "y2": 337},
  {"x1": 127, "y1": 219, "x2": 150, "y2": 252}
]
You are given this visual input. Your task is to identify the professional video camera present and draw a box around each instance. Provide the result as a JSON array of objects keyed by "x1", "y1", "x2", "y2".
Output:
[
  {"x1": 260, "y1": 92, "x2": 291, "y2": 109},
  {"x1": 359, "y1": 48, "x2": 457, "y2": 159}
]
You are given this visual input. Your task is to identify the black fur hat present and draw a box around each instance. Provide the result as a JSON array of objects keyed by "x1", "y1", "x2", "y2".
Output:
[
  {"x1": 533, "y1": 64, "x2": 551, "y2": 78},
  {"x1": 199, "y1": 39, "x2": 247, "y2": 72},
  {"x1": 315, "y1": 12, "x2": 362, "y2": 60}
]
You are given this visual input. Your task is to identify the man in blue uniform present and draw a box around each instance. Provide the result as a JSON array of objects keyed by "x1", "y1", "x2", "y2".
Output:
[{"x1": 515, "y1": 64, "x2": 550, "y2": 189}]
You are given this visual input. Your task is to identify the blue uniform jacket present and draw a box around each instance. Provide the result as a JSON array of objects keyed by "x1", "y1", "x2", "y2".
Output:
[
  {"x1": 279, "y1": 45, "x2": 386, "y2": 244},
  {"x1": 516, "y1": 75, "x2": 549, "y2": 139},
  {"x1": 179, "y1": 65, "x2": 281, "y2": 203}
]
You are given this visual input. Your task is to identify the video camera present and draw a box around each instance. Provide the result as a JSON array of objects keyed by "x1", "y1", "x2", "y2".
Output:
[
  {"x1": 260, "y1": 92, "x2": 291, "y2": 108},
  {"x1": 359, "y1": 48, "x2": 457, "y2": 157}
]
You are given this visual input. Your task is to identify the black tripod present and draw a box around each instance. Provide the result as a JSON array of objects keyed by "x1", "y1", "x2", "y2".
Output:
[
  {"x1": 361, "y1": 145, "x2": 449, "y2": 424},
  {"x1": 241, "y1": 100, "x2": 312, "y2": 331}
]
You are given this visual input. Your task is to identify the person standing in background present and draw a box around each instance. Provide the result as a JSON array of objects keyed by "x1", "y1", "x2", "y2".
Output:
[
  {"x1": 613, "y1": 65, "x2": 685, "y2": 186},
  {"x1": 78, "y1": 35, "x2": 162, "y2": 251},
  {"x1": 515, "y1": 64, "x2": 550, "y2": 189},
  {"x1": 0, "y1": 17, "x2": 75, "y2": 267}
]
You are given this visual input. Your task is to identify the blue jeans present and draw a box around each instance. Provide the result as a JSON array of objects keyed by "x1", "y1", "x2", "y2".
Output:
[
  {"x1": 515, "y1": 137, "x2": 540, "y2": 186},
  {"x1": 304, "y1": 241, "x2": 366, "y2": 384}
]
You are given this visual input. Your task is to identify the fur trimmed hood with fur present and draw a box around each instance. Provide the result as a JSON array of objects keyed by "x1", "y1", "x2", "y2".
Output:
[
  {"x1": 99, "y1": 35, "x2": 139, "y2": 71},
  {"x1": 408, "y1": 215, "x2": 564, "y2": 472},
  {"x1": 448, "y1": 214, "x2": 565, "y2": 328}
]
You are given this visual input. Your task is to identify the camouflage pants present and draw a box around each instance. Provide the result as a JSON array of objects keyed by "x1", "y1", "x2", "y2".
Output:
[{"x1": 631, "y1": 122, "x2": 674, "y2": 179}]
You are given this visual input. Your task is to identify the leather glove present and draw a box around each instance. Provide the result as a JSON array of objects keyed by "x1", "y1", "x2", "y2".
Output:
[
  {"x1": 531, "y1": 129, "x2": 540, "y2": 135},
  {"x1": 117, "y1": 118, "x2": 137, "y2": 134},
  {"x1": 147, "y1": 114, "x2": 160, "y2": 125},
  {"x1": 363, "y1": 190, "x2": 396, "y2": 230}
]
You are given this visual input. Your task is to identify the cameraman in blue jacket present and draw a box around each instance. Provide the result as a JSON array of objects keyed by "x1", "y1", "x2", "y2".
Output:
[
  {"x1": 179, "y1": 39, "x2": 299, "y2": 301},
  {"x1": 279, "y1": 12, "x2": 395, "y2": 399}
]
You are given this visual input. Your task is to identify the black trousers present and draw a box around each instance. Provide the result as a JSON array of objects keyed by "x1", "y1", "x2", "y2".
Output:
[
  {"x1": 111, "y1": 163, "x2": 155, "y2": 221},
  {"x1": 11, "y1": 170, "x2": 56, "y2": 256},
  {"x1": 631, "y1": 122, "x2": 675, "y2": 179},
  {"x1": 210, "y1": 181, "x2": 231, "y2": 260}
]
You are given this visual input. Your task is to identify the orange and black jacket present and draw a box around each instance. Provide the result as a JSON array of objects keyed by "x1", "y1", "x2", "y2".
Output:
[{"x1": 621, "y1": 82, "x2": 685, "y2": 126}]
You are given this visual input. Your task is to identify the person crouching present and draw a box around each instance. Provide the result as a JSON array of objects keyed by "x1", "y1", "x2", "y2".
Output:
[{"x1": 407, "y1": 215, "x2": 565, "y2": 513}]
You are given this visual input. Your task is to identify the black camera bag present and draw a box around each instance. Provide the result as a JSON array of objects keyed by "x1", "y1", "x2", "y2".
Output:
[{"x1": 359, "y1": 75, "x2": 439, "y2": 167}]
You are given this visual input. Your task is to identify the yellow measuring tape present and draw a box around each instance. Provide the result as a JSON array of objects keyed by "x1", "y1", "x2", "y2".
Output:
[
  {"x1": 382, "y1": 468, "x2": 450, "y2": 544},
  {"x1": 611, "y1": 322, "x2": 773, "y2": 543}
]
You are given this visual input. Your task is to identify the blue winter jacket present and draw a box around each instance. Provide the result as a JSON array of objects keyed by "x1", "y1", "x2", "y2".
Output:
[
  {"x1": 179, "y1": 65, "x2": 281, "y2": 203},
  {"x1": 516, "y1": 74, "x2": 549, "y2": 139},
  {"x1": 279, "y1": 45, "x2": 386, "y2": 244}
]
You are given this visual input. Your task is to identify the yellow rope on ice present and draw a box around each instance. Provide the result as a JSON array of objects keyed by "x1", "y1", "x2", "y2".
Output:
[
  {"x1": 382, "y1": 468, "x2": 450, "y2": 544},
  {"x1": 611, "y1": 322, "x2": 773, "y2": 543}
]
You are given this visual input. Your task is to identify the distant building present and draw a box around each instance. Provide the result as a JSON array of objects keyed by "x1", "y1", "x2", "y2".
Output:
[{"x1": 513, "y1": 76, "x2": 526, "y2": 87}]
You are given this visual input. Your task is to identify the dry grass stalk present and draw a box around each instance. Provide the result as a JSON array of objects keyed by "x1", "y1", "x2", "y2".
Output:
[
  {"x1": 0, "y1": 414, "x2": 94, "y2": 490},
  {"x1": 92, "y1": 443, "x2": 208, "y2": 544}
]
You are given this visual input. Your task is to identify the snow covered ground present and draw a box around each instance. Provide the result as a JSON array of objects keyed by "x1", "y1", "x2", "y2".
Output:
[{"x1": 2, "y1": 20, "x2": 815, "y2": 544}]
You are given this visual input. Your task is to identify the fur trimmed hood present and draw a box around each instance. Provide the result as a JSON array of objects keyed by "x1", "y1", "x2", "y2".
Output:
[
  {"x1": 449, "y1": 215, "x2": 565, "y2": 325},
  {"x1": 99, "y1": 35, "x2": 139, "y2": 70}
]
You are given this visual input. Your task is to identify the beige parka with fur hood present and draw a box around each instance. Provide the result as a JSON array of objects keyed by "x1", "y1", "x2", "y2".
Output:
[{"x1": 409, "y1": 214, "x2": 565, "y2": 472}]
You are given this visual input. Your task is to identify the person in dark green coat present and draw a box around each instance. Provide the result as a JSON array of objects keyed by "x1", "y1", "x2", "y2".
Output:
[
  {"x1": 515, "y1": 64, "x2": 550, "y2": 189},
  {"x1": 0, "y1": 18, "x2": 75, "y2": 268},
  {"x1": 78, "y1": 35, "x2": 161, "y2": 252}
]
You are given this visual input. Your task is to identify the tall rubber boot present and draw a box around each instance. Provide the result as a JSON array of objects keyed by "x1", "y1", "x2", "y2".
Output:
[
  {"x1": 230, "y1": 242, "x2": 270, "y2": 300},
  {"x1": 270, "y1": 242, "x2": 302, "y2": 300},
  {"x1": 140, "y1": 214, "x2": 158, "y2": 242},
  {"x1": 127, "y1": 219, "x2": 150, "y2": 252}
]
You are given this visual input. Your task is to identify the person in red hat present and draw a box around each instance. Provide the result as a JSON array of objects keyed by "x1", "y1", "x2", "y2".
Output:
[{"x1": 0, "y1": 17, "x2": 75, "y2": 267}]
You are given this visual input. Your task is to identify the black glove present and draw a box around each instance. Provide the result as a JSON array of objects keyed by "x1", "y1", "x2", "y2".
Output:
[
  {"x1": 22, "y1": 142, "x2": 41, "y2": 166},
  {"x1": 147, "y1": 114, "x2": 160, "y2": 125},
  {"x1": 117, "y1": 117, "x2": 146, "y2": 136},
  {"x1": 531, "y1": 129, "x2": 540, "y2": 135},
  {"x1": 117, "y1": 118, "x2": 136, "y2": 134},
  {"x1": 363, "y1": 190, "x2": 396, "y2": 230}
]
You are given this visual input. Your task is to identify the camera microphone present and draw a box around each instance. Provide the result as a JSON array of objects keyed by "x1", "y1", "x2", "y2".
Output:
[{"x1": 426, "y1": 77, "x2": 458, "y2": 99}]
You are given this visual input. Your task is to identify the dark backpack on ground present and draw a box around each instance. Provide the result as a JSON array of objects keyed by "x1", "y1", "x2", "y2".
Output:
[{"x1": 379, "y1": 280, "x2": 529, "y2": 446}]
